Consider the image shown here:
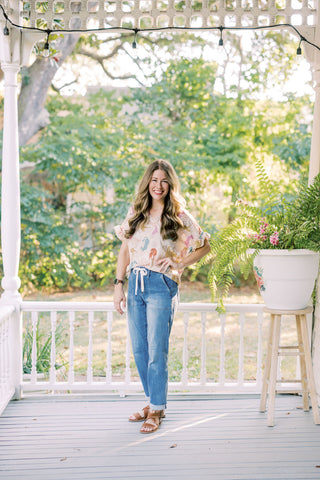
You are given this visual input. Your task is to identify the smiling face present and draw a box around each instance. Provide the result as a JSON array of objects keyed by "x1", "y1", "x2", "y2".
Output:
[{"x1": 148, "y1": 169, "x2": 170, "y2": 205}]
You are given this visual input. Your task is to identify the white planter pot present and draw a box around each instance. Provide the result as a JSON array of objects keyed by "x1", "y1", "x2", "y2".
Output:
[{"x1": 252, "y1": 249, "x2": 319, "y2": 310}]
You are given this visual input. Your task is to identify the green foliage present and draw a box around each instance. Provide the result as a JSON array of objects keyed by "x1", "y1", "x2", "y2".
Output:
[
  {"x1": 239, "y1": 31, "x2": 298, "y2": 98},
  {"x1": 130, "y1": 57, "x2": 251, "y2": 213},
  {"x1": 200, "y1": 162, "x2": 320, "y2": 310},
  {"x1": 20, "y1": 183, "x2": 93, "y2": 291},
  {"x1": 23, "y1": 317, "x2": 67, "y2": 375},
  {"x1": 13, "y1": 53, "x2": 313, "y2": 294}
]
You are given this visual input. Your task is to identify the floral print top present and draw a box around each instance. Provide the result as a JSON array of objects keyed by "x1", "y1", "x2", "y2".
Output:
[{"x1": 114, "y1": 207, "x2": 210, "y2": 284}]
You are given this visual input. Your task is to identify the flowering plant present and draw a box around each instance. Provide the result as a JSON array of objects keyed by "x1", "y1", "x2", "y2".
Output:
[{"x1": 200, "y1": 161, "x2": 320, "y2": 310}]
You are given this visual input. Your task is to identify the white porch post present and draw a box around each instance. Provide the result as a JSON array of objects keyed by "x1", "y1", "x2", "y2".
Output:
[
  {"x1": 307, "y1": 25, "x2": 320, "y2": 184},
  {"x1": 0, "y1": 16, "x2": 44, "y2": 399},
  {"x1": 306, "y1": 7, "x2": 320, "y2": 404},
  {"x1": 308, "y1": 66, "x2": 320, "y2": 183},
  {"x1": 1, "y1": 63, "x2": 22, "y2": 304},
  {"x1": 0, "y1": 60, "x2": 23, "y2": 399}
]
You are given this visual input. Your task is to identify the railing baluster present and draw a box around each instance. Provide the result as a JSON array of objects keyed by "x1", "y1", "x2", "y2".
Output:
[
  {"x1": 219, "y1": 313, "x2": 226, "y2": 386},
  {"x1": 49, "y1": 311, "x2": 57, "y2": 385},
  {"x1": 87, "y1": 311, "x2": 94, "y2": 384},
  {"x1": 4, "y1": 319, "x2": 9, "y2": 388},
  {"x1": 182, "y1": 312, "x2": 189, "y2": 386},
  {"x1": 0, "y1": 321, "x2": 4, "y2": 393},
  {"x1": 200, "y1": 312, "x2": 207, "y2": 385},
  {"x1": 68, "y1": 311, "x2": 75, "y2": 384},
  {"x1": 0, "y1": 322, "x2": 3, "y2": 395},
  {"x1": 256, "y1": 311, "x2": 264, "y2": 388},
  {"x1": 106, "y1": 311, "x2": 113, "y2": 384},
  {"x1": 31, "y1": 311, "x2": 38, "y2": 384},
  {"x1": 0, "y1": 305, "x2": 15, "y2": 416},
  {"x1": 238, "y1": 312, "x2": 245, "y2": 386},
  {"x1": 0, "y1": 321, "x2": 3, "y2": 394},
  {"x1": 19, "y1": 302, "x2": 267, "y2": 394}
]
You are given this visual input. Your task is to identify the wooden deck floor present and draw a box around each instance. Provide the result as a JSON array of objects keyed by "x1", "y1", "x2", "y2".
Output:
[{"x1": 0, "y1": 394, "x2": 320, "y2": 480}]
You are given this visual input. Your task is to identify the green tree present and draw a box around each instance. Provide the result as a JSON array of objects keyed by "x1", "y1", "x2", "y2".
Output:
[{"x1": 16, "y1": 52, "x2": 312, "y2": 293}]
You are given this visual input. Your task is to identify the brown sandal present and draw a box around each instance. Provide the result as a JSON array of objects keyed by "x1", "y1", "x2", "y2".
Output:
[
  {"x1": 128, "y1": 405, "x2": 150, "y2": 422},
  {"x1": 140, "y1": 410, "x2": 165, "y2": 434}
]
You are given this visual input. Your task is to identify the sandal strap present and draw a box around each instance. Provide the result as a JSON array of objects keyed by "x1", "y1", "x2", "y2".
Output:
[
  {"x1": 143, "y1": 417, "x2": 159, "y2": 428},
  {"x1": 129, "y1": 405, "x2": 149, "y2": 422},
  {"x1": 140, "y1": 410, "x2": 165, "y2": 433}
]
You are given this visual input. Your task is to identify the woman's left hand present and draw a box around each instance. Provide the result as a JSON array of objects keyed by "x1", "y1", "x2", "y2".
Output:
[{"x1": 156, "y1": 257, "x2": 181, "y2": 273}]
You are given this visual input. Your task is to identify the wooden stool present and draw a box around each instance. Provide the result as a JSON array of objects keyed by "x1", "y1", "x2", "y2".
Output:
[{"x1": 260, "y1": 307, "x2": 320, "y2": 427}]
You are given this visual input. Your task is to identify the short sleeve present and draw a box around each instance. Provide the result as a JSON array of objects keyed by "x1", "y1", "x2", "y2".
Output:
[
  {"x1": 114, "y1": 206, "x2": 134, "y2": 241},
  {"x1": 179, "y1": 210, "x2": 210, "y2": 254}
]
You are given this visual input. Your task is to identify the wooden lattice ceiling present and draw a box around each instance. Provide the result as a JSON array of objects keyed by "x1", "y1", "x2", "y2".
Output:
[{"x1": 16, "y1": 0, "x2": 316, "y2": 42}]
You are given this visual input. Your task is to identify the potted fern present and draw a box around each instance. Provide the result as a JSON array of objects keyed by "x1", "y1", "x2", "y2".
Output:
[{"x1": 204, "y1": 162, "x2": 320, "y2": 311}]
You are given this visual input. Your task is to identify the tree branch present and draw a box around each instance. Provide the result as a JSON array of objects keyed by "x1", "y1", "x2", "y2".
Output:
[
  {"x1": 51, "y1": 78, "x2": 78, "y2": 93},
  {"x1": 77, "y1": 41, "x2": 124, "y2": 62},
  {"x1": 97, "y1": 59, "x2": 144, "y2": 86}
]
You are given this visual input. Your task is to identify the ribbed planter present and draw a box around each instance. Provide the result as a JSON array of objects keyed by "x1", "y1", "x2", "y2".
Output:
[{"x1": 252, "y1": 249, "x2": 319, "y2": 310}]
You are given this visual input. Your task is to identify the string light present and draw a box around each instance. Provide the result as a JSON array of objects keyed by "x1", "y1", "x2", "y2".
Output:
[
  {"x1": 132, "y1": 28, "x2": 138, "y2": 49},
  {"x1": 297, "y1": 39, "x2": 302, "y2": 55},
  {"x1": 3, "y1": 18, "x2": 9, "y2": 36},
  {"x1": 218, "y1": 26, "x2": 224, "y2": 46},
  {"x1": 42, "y1": 30, "x2": 51, "y2": 58},
  {"x1": 0, "y1": 3, "x2": 319, "y2": 55}
]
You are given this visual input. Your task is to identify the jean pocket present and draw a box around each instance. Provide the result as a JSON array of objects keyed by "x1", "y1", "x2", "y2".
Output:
[{"x1": 161, "y1": 274, "x2": 178, "y2": 298}]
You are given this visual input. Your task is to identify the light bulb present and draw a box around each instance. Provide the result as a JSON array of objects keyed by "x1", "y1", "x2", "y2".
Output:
[
  {"x1": 218, "y1": 26, "x2": 224, "y2": 47},
  {"x1": 43, "y1": 40, "x2": 50, "y2": 57}
]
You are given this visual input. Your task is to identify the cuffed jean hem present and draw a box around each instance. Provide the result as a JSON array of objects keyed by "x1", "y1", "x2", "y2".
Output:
[{"x1": 150, "y1": 403, "x2": 166, "y2": 410}]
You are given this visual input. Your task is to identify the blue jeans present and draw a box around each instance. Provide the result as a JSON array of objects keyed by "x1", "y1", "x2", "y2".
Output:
[{"x1": 127, "y1": 267, "x2": 179, "y2": 410}]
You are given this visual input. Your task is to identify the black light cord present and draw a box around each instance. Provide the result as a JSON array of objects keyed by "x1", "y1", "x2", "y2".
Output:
[{"x1": 0, "y1": 3, "x2": 319, "y2": 53}]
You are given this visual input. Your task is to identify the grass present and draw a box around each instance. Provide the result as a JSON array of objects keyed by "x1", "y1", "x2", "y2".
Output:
[{"x1": 22, "y1": 282, "x2": 298, "y2": 384}]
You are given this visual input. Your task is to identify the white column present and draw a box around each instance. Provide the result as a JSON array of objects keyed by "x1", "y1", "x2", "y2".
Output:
[
  {"x1": 312, "y1": 264, "x2": 320, "y2": 403},
  {"x1": 0, "y1": 18, "x2": 42, "y2": 403},
  {"x1": 0, "y1": 63, "x2": 23, "y2": 399},
  {"x1": 307, "y1": 11, "x2": 320, "y2": 405},
  {"x1": 1, "y1": 63, "x2": 22, "y2": 304},
  {"x1": 308, "y1": 64, "x2": 320, "y2": 184}
]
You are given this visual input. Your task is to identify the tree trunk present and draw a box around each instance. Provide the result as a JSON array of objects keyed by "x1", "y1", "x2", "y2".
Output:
[{"x1": 18, "y1": 33, "x2": 80, "y2": 146}]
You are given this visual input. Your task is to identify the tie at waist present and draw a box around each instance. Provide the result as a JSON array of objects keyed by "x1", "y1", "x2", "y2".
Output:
[{"x1": 132, "y1": 267, "x2": 148, "y2": 295}]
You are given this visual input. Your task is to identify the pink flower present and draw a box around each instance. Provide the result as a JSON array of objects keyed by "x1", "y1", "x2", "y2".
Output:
[{"x1": 270, "y1": 231, "x2": 279, "y2": 246}]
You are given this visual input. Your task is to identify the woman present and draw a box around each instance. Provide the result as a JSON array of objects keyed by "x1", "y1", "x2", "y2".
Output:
[{"x1": 114, "y1": 160, "x2": 210, "y2": 434}]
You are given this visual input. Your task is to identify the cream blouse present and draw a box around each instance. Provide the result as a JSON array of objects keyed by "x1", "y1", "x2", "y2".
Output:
[{"x1": 114, "y1": 207, "x2": 210, "y2": 284}]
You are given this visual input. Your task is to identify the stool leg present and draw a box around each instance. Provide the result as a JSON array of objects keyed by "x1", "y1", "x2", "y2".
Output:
[
  {"x1": 260, "y1": 315, "x2": 274, "y2": 413},
  {"x1": 267, "y1": 314, "x2": 281, "y2": 427},
  {"x1": 296, "y1": 315, "x2": 309, "y2": 411},
  {"x1": 299, "y1": 314, "x2": 320, "y2": 425}
]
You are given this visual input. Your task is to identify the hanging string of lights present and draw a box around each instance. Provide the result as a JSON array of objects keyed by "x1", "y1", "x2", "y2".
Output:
[{"x1": 0, "y1": 2, "x2": 319, "y2": 57}]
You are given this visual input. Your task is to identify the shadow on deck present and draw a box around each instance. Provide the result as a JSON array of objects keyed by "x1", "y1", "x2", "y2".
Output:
[{"x1": 1, "y1": 394, "x2": 320, "y2": 480}]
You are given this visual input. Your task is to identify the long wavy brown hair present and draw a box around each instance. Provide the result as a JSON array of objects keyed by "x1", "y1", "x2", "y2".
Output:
[{"x1": 125, "y1": 160, "x2": 186, "y2": 241}]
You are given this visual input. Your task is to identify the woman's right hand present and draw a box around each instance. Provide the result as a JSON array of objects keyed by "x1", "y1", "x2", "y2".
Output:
[{"x1": 113, "y1": 285, "x2": 126, "y2": 315}]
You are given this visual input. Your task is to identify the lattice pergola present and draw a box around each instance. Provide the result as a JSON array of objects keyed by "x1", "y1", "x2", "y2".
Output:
[{"x1": 14, "y1": 0, "x2": 318, "y2": 45}]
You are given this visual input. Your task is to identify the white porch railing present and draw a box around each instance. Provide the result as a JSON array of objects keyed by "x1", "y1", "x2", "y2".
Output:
[
  {"x1": 0, "y1": 304, "x2": 15, "y2": 415},
  {"x1": 20, "y1": 301, "x2": 266, "y2": 395}
]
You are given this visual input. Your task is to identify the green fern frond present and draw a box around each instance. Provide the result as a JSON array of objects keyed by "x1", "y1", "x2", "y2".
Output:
[{"x1": 204, "y1": 164, "x2": 320, "y2": 309}]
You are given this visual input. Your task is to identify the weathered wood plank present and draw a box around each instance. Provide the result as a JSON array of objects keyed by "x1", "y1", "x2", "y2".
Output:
[{"x1": 1, "y1": 395, "x2": 320, "y2": 480}]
